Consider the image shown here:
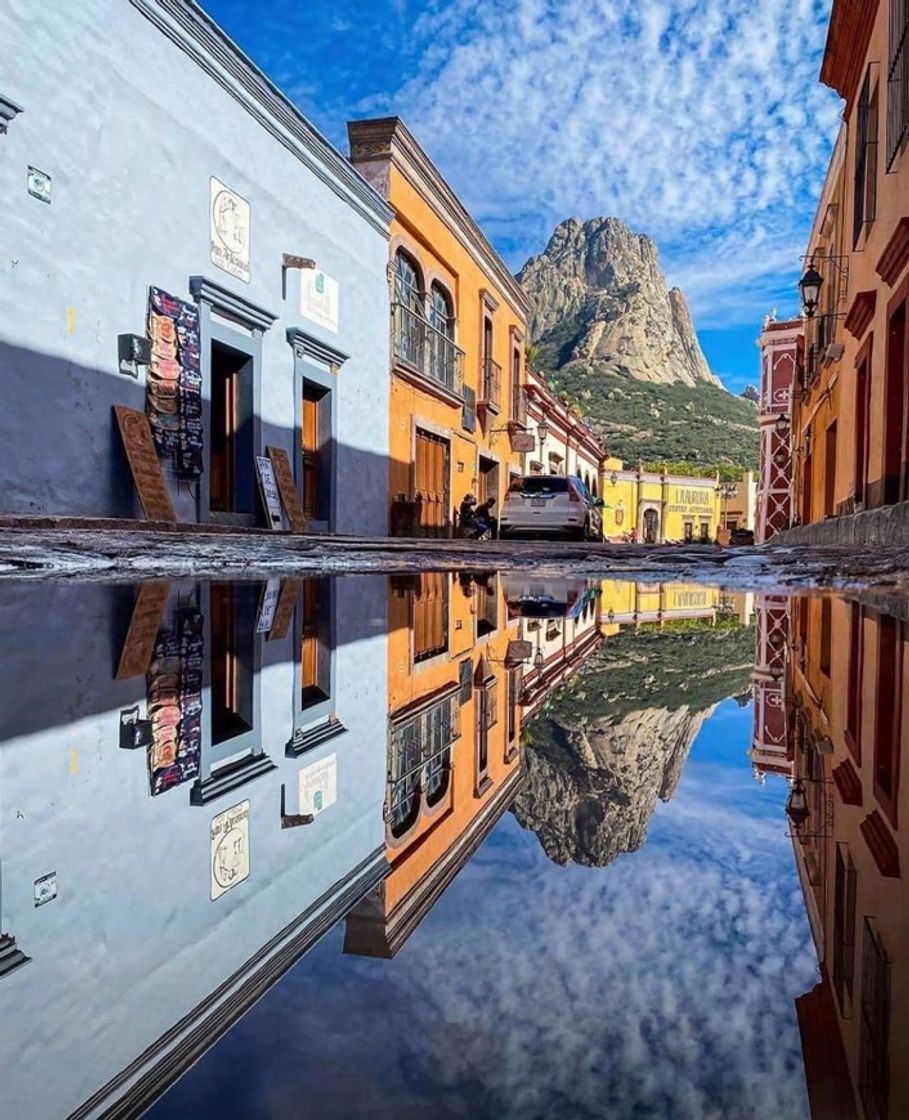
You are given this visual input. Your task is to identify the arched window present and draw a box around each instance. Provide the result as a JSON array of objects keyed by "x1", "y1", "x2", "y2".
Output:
[
  {"x1": 429, "y1": 283, "x2": 453, "y2": 338},
  {"x1": 585, "y1": 471, "x2": 591, "y2": 492},
  {"x1": 393, "y1": 250, "x2": 424, "y2": 369},
  {"x1": 592, "y1": 478, "x2": 598, "y2": 497},
  {"x1": 394, "y1": 250, "x2": 423, "y2": 315}
]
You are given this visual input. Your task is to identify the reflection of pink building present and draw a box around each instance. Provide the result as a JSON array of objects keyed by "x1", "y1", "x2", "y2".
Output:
[
  {"x1": 750, "y1": 594, "x2": 792, "y2": 778},
  {"x1": 757, "y1": 317, "x2": 802, "y2": 542}
]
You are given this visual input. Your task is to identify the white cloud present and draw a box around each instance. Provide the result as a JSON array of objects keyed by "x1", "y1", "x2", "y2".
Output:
[{"x1": 377, "y1": 0, "x2": 842, "y2": 328}]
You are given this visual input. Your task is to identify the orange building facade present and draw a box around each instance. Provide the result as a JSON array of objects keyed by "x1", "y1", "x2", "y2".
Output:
[
  {"x1": 793, "y1": 0, "x2": 909, "y2": 526},
  {"x1": 347, "y1": 118, "x2": 531, "y2": 538},
  {"x1": 343, "y1": 571, "x2": 527, "y2": 956},
  {"x1": 790, "y1": 594, "x2": 908, "y2": 1119}
]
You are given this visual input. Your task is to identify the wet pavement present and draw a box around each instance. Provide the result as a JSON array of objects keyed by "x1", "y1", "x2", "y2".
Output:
[{"x1": 0, "y1": 570, "x2": 904, "y2": 1118}]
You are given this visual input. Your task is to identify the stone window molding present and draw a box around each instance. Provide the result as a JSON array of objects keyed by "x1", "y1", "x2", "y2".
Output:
[
  {"x1": 189, "y1": 275, "x2": 277, "y2": 332},
  {"x1": 0, "y1": 94, "x2": 23, "y2": 135},
  {"x1": 286, "y1": 326, "x2": 350, "y2": 371}
]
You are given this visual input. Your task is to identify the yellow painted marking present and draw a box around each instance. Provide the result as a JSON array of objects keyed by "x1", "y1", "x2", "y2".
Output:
[
  {"x1": 66, "y1": 307, "x2": 77, "y2": 335},
  {"x1": 69, "y1": 747, "x2": 79, "y2": 775}
]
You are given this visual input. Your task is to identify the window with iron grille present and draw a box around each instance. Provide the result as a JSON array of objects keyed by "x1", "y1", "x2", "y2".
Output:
[
  {"x1": 832, "y1": 843, "x2": 857, "y2": 1015},
  {"x1": 388, "y1": 692, "x2": 459, "y2": 834},
  {"x1": 887, "y1": 0, "x2": 909, "y2": 169},
  {"x1": 859, "y1": 918, "x2": 891, "y2": 1120},
  {"x1": 854, "y1": 69, "x2": 879, "y2": 246}
]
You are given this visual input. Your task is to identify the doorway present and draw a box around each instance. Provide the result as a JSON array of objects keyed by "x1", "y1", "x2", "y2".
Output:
[
  {"x1": 414, "y1": 429, "x2": 450, "y2": 537},
  {"x1": 478, "y1": 455, "x2": 500, "y2": 529},
  {"x1": 302, "y1": 382, "x2": 331, "y2": 525},
  {"x1": 824, "y1": 422, "x2": 838, "y2": 517},
  {"x1": 210, "y1": 342, "x2": 255, "y2": 521},
  {"x1": 883, "y1": 302, "x2": 905, "y2": 505},
  {"x1": 642, "y1": 507, "x2": 659, "y2": 544}
]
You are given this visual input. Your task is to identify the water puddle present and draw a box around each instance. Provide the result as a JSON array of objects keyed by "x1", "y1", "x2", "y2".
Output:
[{"x1": 0, "y1": 574, "x2": 897, "y2": 1118}]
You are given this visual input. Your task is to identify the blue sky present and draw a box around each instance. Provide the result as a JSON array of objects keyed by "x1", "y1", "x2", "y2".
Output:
[
  {"x1": 151, "y1": 697, "x2": 817, "y2": 1119},
  {"x1": 201, "y1": 0, "x2": 843, "y2": 393}
]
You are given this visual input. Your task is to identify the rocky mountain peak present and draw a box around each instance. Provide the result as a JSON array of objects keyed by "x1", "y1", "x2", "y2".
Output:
[{"x1": 518, "y1": 216, "x2": 720, "y2": 389}]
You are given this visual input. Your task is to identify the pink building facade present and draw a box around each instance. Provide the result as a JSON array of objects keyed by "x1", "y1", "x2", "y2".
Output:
[{"x1": 756, "y1": 317, "x2": 802, "y2": 542}]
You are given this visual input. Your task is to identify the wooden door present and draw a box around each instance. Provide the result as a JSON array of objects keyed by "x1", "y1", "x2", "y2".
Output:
[
  {"x1": 412, "y1": 572, "x2": 447, "y2": 662},
  {"x1": 414, "y1": 429, "x2": 449, "y2": 537},
  {"x1": 302, "y1": 391, "x2": 319, "y2": 519}
]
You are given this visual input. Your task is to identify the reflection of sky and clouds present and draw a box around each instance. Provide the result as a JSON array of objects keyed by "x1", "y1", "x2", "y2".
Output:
[{"x1": 152, "y1": 699, "x2": 816, "y2": 1120}]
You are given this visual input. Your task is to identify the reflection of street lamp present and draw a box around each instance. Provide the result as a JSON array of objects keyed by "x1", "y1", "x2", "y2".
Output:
[
  {"x1": 533, "y1": 646, "x2": 544, "y2": 670},
  {"x1": 785, "y1": 779, "x2": 810, "y2": 829}
]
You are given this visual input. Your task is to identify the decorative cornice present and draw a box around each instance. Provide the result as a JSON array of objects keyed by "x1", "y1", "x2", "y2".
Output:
[
  {"x1": 348, "y1": 117, "x2": 532, "y2": 319},
  {"x1": 844, "y1": 289, "x2": 877, "y2": 339},
  {"x1": 69, "y1": 847, "x2": 388, "y2": 1120},
  {"x1": 128, "y1": 0, "x2": 393, "y2": 236},
  {"x1": 820, "y1": 0, "x2": 879, "y2": 108},
  {"x1": 190, "y1": 752, "x2": 276, "y2": 805},
  {"x1": 286, "y1": 326, "x2": 350, "y2": 368},
  {"x1": 0, "y1": 94, "x2": 23, "y2": 134},
  {"x1": 190, "y1": 275, "x2": 277, "y2": 330},
  {"x1": 876, "y1": 217, "x2": 909, "y2": 288}
]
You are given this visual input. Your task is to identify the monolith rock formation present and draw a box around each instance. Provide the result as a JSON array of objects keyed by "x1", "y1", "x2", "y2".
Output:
[{"x1": 518, "y1": 217, "x2": 720, "y2": 388}]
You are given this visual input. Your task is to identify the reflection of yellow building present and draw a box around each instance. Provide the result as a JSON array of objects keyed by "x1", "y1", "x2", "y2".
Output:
[
  {"x1": 790, "y1": 596, "x2": 907, "y2": 1119},
  {"x1": 600, "y1": 458, "x2": 722, "y2": 543},
  {"x1": 344, "y1": 572, "x2": 524, "y2": 956},
  {"x1": 348, "y1": 119, "x2": 530, "y2": 537},
  {"x1": 598, "y1": 581, "x2": 725, "y2": 631}
]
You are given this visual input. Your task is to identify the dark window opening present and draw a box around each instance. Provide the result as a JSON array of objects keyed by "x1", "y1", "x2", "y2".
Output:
[
  {"x1": 210, "y1": 583, "x2": 256, "y2": 745},
  {"x1": 824, "y1": 422, "x2": 838, "y2": 517},
  {"x1": 853, "y1": 69, "x2": 879, "y2": 246},
  {"x1": 833, "y1": 844, "x2": 857, "y2": 1015},
  {"x1": 874, "y1": 615, "x2": 902, "y2": 824},
  {"x1": 847, "y1": 603, "x2": 864, "y2": 759},
  {"x1": 302, "y1": 382, "x2": 330, "y2": 522},
  {"x1": 301, "y1": 579, "x2": 331, "y2": 710},
  {"x1": 820, "y1": 598, "x2": 833, "y2": 677},
  {"x1": 886, "y1": 0, "x2": 909, "y2": 170},
  {"x1": 210, "y1": 342, "x2": 254, "y2": 516},
  {"x1": 883, "y1": 303, "x2": 906, "y2": 505}
]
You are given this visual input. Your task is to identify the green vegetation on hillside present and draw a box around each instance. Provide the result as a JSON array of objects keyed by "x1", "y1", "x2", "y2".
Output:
[
  {"x1": 534, "y1": 615, "x2": 755, "y2": 730},
  {"x1": 535, "y1": 357, "x2": 759, "y2": 478}
]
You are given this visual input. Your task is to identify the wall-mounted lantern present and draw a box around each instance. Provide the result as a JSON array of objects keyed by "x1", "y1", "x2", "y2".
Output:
[{"x1": 798, "y1": 263, "x2": 823, "y2": 319}]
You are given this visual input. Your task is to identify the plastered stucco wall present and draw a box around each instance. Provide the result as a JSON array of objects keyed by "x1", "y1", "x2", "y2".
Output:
[{"x1": 0, "y1": 0, "x2": 390, "y2": 532}]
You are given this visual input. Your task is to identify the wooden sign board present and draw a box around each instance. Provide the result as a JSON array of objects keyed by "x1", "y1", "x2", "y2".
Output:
[
  {"x1": 267, "y1": 580, "x2": 300, "y2": 641},
  {"x1": 510, "y1": 430, "x2": 536, "y2": 453},
  {"x1": 267, "y1": 446, "x2": 309, "y2": 533},
  {"x1": 256, "y1": 578, "x2": 281, "y2": 633},
  {"x1": 255, "y1": 456, "x2": 284, "y2": 530},
  {"x1": 113, "y1": 406, "x2": 177, "y2": 522},
  {"x1": 115, "y1": 582, "x2": 170, "y2": 680}
]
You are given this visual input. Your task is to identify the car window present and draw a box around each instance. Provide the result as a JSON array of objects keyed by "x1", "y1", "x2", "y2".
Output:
[{"x1": 514, "y1": 476, "x2": 569, "y2": 494}]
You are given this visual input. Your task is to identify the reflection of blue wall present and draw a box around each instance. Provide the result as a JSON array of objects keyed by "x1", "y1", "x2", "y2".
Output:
[
  {"x1": 0, "y1": 577, "x2": 388, "y2": 1119},
  {"x1": 0, "y1": 1, "x2": 392, "y2": 532}
]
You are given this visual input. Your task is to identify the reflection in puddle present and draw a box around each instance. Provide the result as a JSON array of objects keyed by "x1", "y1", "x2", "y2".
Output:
[{"x1": 0, "y1": 575, "x2": 901, "y2": 1118}]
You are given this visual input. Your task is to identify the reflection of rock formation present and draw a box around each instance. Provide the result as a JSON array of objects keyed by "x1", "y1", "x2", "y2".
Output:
[{"x1": 513, "y1": 704, "x2": 713, "y2": 866}]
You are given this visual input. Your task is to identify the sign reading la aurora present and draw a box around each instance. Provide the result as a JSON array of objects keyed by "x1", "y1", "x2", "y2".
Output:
[{"x1": 209, "y1": 177, "x2": 250, "y2": 283}]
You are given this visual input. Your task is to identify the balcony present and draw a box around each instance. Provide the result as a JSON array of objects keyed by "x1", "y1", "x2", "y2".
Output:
[
  {"x1": 392, "y1": 302, "x2": 463, "y2": 399},
  {"x1": 479, "y1": 356, "x2": 501, "y2": 413}
]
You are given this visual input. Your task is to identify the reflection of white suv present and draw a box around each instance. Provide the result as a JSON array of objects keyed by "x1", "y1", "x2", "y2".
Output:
[{"x1": 500, "y1": 475, "x2": 603, "y2": 540}]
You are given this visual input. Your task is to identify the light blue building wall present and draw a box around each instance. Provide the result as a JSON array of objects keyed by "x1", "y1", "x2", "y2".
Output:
[
  {"x1": 0, "y1": 575, "x2": 389, "y2": 1119},
  {"x1": 0, "y1": 0, "x2": 393, "y2": 534}
]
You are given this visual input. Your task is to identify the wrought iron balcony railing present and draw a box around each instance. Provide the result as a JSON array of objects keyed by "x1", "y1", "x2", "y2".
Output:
[
  {"x1": 392, "y1": 302, "x2": 463, "y2": 397},
  {"x1": 479, "y1": 356, "x2": 501, "y2": 411}
]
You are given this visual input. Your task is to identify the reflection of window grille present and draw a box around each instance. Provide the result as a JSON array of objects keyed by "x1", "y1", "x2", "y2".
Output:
[
  {"x1": 388, "y1": 692, "x2": 459, "y2": 833},
  {"x1": 859, "y1": 918, "x2": 891, "y2": 1119},
  {"x1": 833, "y1": 843, "x2": 857, "y2": 1015}
]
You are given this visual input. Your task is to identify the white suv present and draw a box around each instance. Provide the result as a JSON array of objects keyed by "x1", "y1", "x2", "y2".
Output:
[{"x1": 499, "y1": 475, "x2": 603, "y2": 540}]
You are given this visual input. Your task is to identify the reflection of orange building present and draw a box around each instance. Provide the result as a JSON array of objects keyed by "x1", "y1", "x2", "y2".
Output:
[
  {"x1": 344, "y1": 572, "x2": 525, "y2": 956},
  {"x1": 789, "y1": 596, "x2": 907, "y2": 1119},
  {"x1": 348, "y1": 118, "x2": 531, "y2": 537}
]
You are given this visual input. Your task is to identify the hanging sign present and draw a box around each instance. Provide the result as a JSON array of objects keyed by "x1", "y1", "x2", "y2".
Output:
[
  {"x1": 267, "y1": 446, "x2": 309, "y2": 533},
  {"x1": 256, "y1": 579, "x2": 281, "y2": 633},
  {"x1": 210, "y1": 800, "x2": 251, "y2": 901},
  {"x1": 209, "y1": 177, "x2": 251, "y2": 283},
  {"x1": 113, "y1": 406, "x2": 177, "y2": 522},
  {"x1": 300, "y1": 269, "x2": 339, "y2": 332},
  {"x1": 255, "y1": 456, "x2": 284, "y2": 530},
  {"x1": 298, "y1": 754, "x2": 337, "y2": 816},
  {"x1": 510, "y1": 430, "x2": 536, "y2": 453}
]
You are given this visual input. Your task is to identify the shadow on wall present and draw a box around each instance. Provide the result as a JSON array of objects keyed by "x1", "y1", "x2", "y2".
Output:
[
  {"x1": 0, "y1": 576, "x2": 392, "y2": 747},
  {"x1": 0, "y1": 340, "x2": 402, "y2": 529}
]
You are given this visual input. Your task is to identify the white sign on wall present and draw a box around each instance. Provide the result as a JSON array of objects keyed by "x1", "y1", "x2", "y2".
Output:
[
  {"x1": 210, "y1": 800, "x2": 250, "y2": 901},
  {"x1": 300, "y1": 269, "x2": 339, "y2": 333},
  {"x1": 255, "y1": 456, "x2": 284, "y2": 530},
  {"x1": 298, "y1": 754, "x2": 337, "y2": 816},
  {"x1": 209, "y1": 177, "x2": 251, "y2": 283}
]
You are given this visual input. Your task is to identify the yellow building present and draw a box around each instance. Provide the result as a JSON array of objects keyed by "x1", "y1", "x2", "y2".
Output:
[
  {"x1": 600, "y1": 458, "x2": 722, "y2": 543},
  {"x1": 348, "y1": 118, "x2": 531, "y2": 537}
]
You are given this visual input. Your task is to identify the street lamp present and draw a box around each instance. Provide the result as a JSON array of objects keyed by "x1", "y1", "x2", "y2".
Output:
[
  {"x1": 536, "y1": 419, "x2": 549, "y2": 446},
  {"x1": 774, "y1": 413, "x2": 790, "y2": 437},
  {"x1": 533, "y1": 647, "x2": 544, "y2": 670},
  {"x1": 798, "y1": 263, "x2": 823, "y2": 319}
]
